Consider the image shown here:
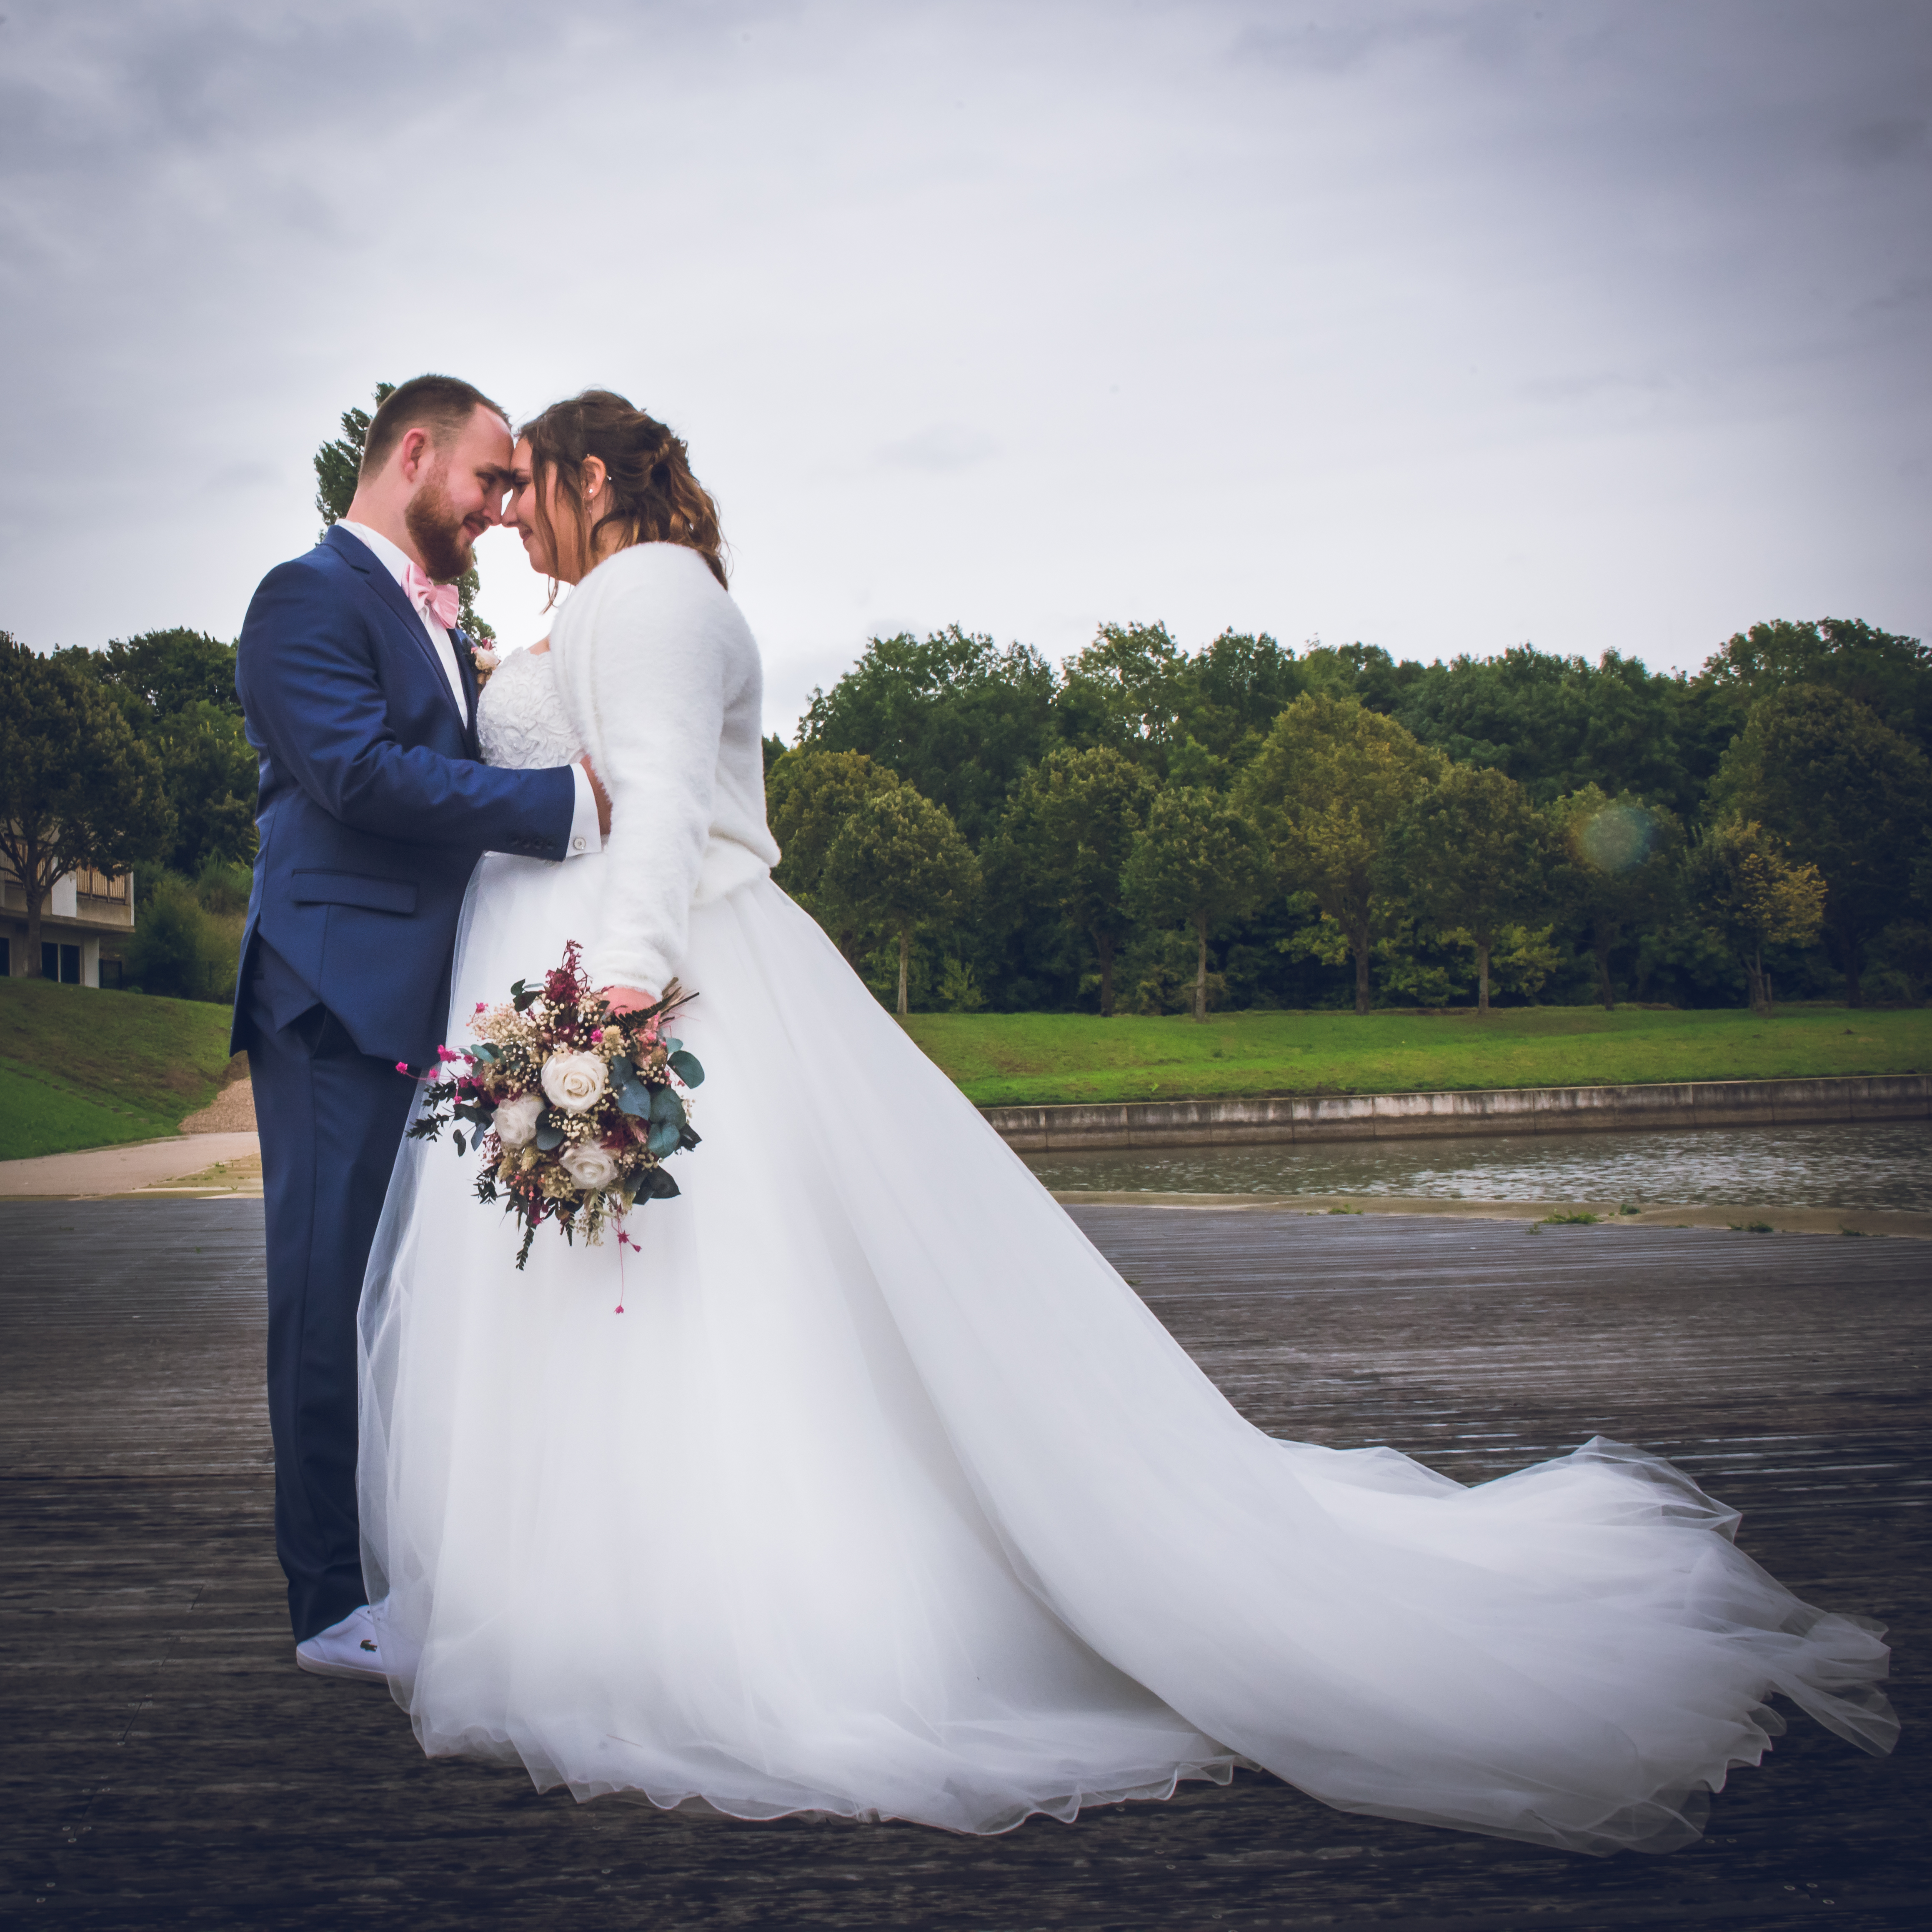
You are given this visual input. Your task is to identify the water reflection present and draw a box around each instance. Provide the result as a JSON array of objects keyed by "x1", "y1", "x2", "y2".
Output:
[{"x1": 1024, "y1": 1121, "x2": 1932, "y2": 1211}]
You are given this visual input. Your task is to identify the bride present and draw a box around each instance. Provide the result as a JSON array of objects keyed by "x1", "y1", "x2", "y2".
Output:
[{"x1": 358, "y1": 389, "x2": 1894, "y2": 1853}]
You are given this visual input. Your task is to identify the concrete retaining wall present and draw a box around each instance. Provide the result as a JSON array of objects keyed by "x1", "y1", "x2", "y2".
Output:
[{"x1": 982, "y1": 1074, "x2": 1932, "y2": 1151}]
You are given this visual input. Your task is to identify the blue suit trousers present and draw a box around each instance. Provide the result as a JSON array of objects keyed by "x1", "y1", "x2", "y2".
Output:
[{"x1": 245, "y1": 939, "x2": 418, "y2": 1642}]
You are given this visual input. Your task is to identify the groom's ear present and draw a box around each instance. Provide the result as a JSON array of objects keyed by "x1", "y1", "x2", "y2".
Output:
[{"x1": 395, "y1": 428, "x2": 437, "y2": 483}]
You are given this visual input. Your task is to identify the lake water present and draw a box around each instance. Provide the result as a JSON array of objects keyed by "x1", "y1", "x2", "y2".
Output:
[{"x1": 1023, "y1": 1120, "x2": 1932, "y2": 1212}]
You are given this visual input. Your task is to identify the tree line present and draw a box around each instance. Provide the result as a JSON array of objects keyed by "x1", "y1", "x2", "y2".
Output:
[
  {"x1": 5, "y1": 611, "x2": 1926, "y2": 1015},
  {"x1": 769, "y1": 618, "x2": 1931, "y2": 1016}
]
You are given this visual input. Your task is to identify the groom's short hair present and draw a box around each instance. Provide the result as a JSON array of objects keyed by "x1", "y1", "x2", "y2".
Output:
[{"x1": 361, "y1": 375, "x2": 510, "y2": 479}]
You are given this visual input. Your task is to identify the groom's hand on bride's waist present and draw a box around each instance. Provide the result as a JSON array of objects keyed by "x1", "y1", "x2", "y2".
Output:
[{"x1": 581, "y1": 758, "x2": 612, "y2": 837}]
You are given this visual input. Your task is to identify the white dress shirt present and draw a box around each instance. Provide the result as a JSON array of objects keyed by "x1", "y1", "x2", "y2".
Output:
[{"x1": 338, "y1": 521, "x2": 601, "y2": 857}]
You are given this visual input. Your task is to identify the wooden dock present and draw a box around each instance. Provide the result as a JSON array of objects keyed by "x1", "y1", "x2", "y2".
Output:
[{"x1": 1, "y1": 1200, "x2": 1924, "y2": 1929}]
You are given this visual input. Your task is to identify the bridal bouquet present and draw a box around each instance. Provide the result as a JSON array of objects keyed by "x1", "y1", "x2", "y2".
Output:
[{"x1": 402, "y1": 941, "x2": 703, "y2": 1269}]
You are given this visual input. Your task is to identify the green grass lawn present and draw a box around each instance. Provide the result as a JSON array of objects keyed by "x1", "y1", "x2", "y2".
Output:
[
  {"x1": 902, "y1": 1004, "x2": 1932, "y2": 1109},
  {"x1": 0, "y1": 978, "x2": 238, "y2": 1161},
  {"x1": 7, "y1": 975, "x2": 1927, "y2": 1158}
]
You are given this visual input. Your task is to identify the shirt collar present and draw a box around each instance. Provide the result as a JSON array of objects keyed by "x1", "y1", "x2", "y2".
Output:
[{"x1": 338, "y1": 519, "x2": 414, "y2": 588}]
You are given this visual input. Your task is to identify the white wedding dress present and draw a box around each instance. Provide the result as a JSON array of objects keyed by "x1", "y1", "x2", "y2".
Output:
[{"x1": 359, "y1": 552, "x2": 1894, "y2": 1854}]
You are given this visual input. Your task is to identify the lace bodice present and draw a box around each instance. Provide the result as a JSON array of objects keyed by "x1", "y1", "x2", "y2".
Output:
[{"x1": 476, "y1": 647, "x2": 582, "y2": 770}]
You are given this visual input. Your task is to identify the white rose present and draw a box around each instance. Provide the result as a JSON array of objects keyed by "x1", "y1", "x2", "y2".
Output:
[
  {"x1": 557, "y1": 1141, "x2": 622, "y2": 1191},
  {"x1": 541, "y1": 1051, "x2": 608, "y2": 1115},
  {"x1": 472, "y1": 646, "x2": 501, "y2": 671},
  {"x1": 493, "y1": 1092, "x2": 543, "y2": 1148}
]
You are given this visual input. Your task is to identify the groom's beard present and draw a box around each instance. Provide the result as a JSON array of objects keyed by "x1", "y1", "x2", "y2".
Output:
[{"x1": 405, "y1": 467, "x2": 476, "y2": 584}]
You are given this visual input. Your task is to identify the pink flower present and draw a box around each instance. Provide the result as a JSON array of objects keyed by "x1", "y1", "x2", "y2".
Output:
[
  {"x1": 394, "y1": 1061, "x2": 409, "y2": 1074},
  {"x1": 590, "y1": 1028, "x2": 605, "y2": 1042},
  {"x1": 436, "y1": 1044, "x2": 457, "y2": 1061}
]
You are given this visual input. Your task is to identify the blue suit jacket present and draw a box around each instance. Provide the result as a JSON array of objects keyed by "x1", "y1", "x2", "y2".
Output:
[{"x1": 232, "y1": 524, "x2": 576, "y2": 1064}]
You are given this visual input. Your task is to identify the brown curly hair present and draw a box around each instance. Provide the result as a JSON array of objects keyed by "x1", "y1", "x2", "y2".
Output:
[{"x1": 519, "y1": 389, "x2": 728, "y2": 591}]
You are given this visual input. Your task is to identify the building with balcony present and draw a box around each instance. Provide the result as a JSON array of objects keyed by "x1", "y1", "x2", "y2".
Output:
[{"x1": 0, "y1": 864, "x2": 135, "y2": 986}]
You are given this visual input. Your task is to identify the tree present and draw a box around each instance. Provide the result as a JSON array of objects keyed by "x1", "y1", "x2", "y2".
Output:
[
  {"x1": 1702, "y1": 618, "x2": 1932, "y2": 759},
  {"x1": 1686, "y1": 818, "x2": 1827, "y2": 1014},
  {"x1": 1173, "y1": 629, "x2": 1308, "y2": 775},
  {"x1": 67, "y1": 626, "x2": 240, "y2": 716},
  {"x1": 1386, "y1": 646, "x2": 1722, "y2": 819},
  {"x1": 314, "y1": 383, "x2": 494, "y2": 641},
  {"x1": 56, "y1": 629, "x2": 256, "y2": 873},
  {"x1": 1237, "y1": 693, "x2": 1445, "y2": 1013},
  {"x1": 1047, "y1": 621, "x2": 1297, "y2": 778},
  {"x1": 766, "y1": 748, "x2": 903, "y2": 966},
  {"x1": 798, "y1": 627, "x2": 1059, "y2": 845},
  {"x1": 143, "y1": 701, "x2": 258, "y2": 873},
  {"x1": 822, "y1": 786, "x2": 979, "y2": 1015},
  {"x1": 1386, "y1": 764, "x2": 1549, "y2": 1013},
  {"x1": 1713, "y1": 684, "x2": 1932, "y2": 1006},
  {"x1": 1004, "y1": 746, "x2": 1156, "y2": 1016},
  {"x1": 1545, "y1": 786, "x2": 1684, "y2": 1010},
  {"x1": 1057, "y1": 621, "x2": 1191, "y2": 763},
  {"x1": 0, "y1": 635, "x2": 174, "y2": 975},
  {"x1": 1120, "y1": 787, "x2": 1267, "y2": 1021}
]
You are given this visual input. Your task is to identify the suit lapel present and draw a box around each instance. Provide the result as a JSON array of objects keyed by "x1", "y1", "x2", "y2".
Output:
[
  {"x1": 454, "y1": 628, "x2": 483, "y2": 756},
  {"x1": 324, "y1": 525, "x2": 467, "y2": 728}
]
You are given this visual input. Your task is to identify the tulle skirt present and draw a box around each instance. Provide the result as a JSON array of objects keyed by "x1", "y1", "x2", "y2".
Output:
[{"x1": 358, "y1": 859, "x2": 1895, "y2": 1851}]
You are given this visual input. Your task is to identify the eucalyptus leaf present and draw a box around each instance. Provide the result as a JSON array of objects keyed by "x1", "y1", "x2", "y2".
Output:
[
  {"x1": 453, "y1": 1131, "x2": 466, "y2": 1157},
  {"x1": 647, "y1": 1119, "x2": 682, "y2": 1159},
  {"x1": 668, "y1": 1049, "x2": 705, "y2": 1088},
  {"x1": 646, "y1": 1166, "x2": 681, "y2": 1199},
  {"x1": 608, "y1": 1056, "x2": 635, "y2": 1088},
  {"x1": 534, "y1": 1122, "x2": 564, "y2": 1152},
  {"x1": 616, "y1": 1081, "x2": 653, "y2": 1118},
  {"x1": 649, "y1": 1085, "x2": 684, "y2": 1126}
]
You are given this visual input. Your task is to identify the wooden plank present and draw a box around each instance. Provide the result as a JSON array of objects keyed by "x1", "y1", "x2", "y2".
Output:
[{"x1": 0, "y1": 1199, "x2": 1924, "y2": 1929}]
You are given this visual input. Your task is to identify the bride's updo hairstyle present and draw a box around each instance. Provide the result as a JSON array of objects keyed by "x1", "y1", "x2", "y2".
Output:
[{"x1": 520, "y1": 389, "x2": 728, "y2": 589}]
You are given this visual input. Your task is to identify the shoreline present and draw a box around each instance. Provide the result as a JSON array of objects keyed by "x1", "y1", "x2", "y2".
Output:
[
  {"x1": 1047, "y1": 1189, "x2": 1932, "y2": 1240},
  {"x1": 984, "y1": 1072, "x2": 1930, "y2": 1150}
]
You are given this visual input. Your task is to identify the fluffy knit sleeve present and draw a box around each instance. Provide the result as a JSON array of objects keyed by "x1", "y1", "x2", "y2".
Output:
[{"x1": 551, "y1": 546, "x2": 747, "y2": 994}]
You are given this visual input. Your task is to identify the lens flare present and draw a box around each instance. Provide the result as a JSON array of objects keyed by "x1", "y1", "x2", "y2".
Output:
[{"x1": 1577, "y1": 803, "x2": 1655, "y2": 871}]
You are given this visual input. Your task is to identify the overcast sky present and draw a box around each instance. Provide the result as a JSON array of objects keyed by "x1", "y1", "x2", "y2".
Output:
[{"x1": 3, "y1": 0, "x2": 1927, "y2": 735}]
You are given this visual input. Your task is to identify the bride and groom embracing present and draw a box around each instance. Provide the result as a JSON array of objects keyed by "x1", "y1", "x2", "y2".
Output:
[{"x1": 233, "y1": 375, "x2": 1895, "y2": 1850}]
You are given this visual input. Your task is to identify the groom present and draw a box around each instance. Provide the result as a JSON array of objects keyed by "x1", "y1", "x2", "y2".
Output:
[{"x1": 232, "y1": 375, "x2": 605, "y2": 1680}]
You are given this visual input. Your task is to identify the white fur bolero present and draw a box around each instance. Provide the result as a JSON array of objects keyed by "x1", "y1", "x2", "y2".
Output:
[{"x1": 548, "y1": 542, "x2": 780, "y2": 994}]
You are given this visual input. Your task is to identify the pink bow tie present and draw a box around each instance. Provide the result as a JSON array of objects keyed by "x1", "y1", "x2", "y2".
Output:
[{"x1": 402, "y1": 562, "x2": 462, "y2": 630}]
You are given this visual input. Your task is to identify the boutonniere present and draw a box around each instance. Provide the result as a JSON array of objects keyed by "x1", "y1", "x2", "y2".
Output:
[{"x1": 468, "y1": 636, "x2": 501, "y2": 689}]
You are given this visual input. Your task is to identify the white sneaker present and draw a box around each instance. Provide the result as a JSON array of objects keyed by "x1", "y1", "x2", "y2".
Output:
[{"x1": 295, "y1": 1602, "x2": 386, "y2": 1682}]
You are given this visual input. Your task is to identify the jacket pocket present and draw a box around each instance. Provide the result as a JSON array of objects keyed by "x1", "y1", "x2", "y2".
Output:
[{"x1": 290, "y1": 869, "x2": 418, "y2": 915}]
